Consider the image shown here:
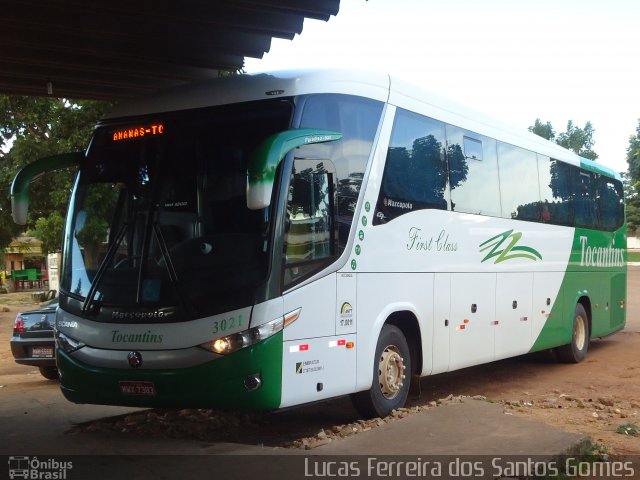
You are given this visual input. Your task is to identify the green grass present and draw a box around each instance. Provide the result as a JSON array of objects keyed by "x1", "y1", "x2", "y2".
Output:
[
  {"x1": 0, "y1": 291, "x2": 42, "y2": 307},
  {"x1": 628, "y1": 250, "x2": 640, "y2": 262},
  {"x1": 616, "y1": 423, "x2": 639, "y2": 437}
]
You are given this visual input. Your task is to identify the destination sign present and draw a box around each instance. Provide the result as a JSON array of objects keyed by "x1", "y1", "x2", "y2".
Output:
[{"x1": 112, "y1": 123, "x2": 165, "y2": 142}]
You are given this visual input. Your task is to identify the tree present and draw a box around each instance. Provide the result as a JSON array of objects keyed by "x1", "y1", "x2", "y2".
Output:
[
  {"x1": 0, "y1": 95, "x2": 111, "y2": 252},
  {"x1": 626, "y1": 119, "x2": 640, "y2": 236},
  {"x1": 556, "y1": 120, "x2": 598, "y2": 160},
  {"x1": 622, "y1": 172, "x2": 640, "y2": 235},
  {"x1": 529, "y1": 119, "x2": 598, "y2": 160},
  {"x1": 627, "y1": 119, "x2": 640, "y2": 182},
  {"x1": 528, "y1": 118, "x2": 555, "y2": 141}
]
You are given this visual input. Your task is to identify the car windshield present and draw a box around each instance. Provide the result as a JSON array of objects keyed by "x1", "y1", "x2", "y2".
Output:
[{"x1": 61, "y1": 100, "x2": 293, "y2": 319}]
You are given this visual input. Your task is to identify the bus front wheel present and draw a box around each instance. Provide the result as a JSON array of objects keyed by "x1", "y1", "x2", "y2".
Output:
[
  {"x1": 351, "y1": 324, "x2": 411, "y2": 418},
  {"x1": 557, "y1": 303, "x2": 589, "y2": 363}
]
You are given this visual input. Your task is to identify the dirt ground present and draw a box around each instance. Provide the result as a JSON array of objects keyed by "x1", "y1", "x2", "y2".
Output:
[
  {"x1": 415, "y1": 332, "x2": 640, "y2": 455},
  {"x1": 1, "y1": 269, "x2": 638, "y2": 455}
]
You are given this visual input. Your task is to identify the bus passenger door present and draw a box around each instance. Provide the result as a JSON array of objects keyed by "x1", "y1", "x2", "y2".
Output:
[{"x1": 448, "y1": 273, "x2": 496, "y2": 370}]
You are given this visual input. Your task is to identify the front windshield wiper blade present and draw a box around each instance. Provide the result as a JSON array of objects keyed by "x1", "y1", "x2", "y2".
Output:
[
  {"x1": 152, "y1": 223, "x2": 178, "y2": 282},
  {"x1": 150, "y1": 223, "x2": 191, "y2": 314},
  {"x1": 81, "y1": 223, "x2": 127, "y2": 314}
]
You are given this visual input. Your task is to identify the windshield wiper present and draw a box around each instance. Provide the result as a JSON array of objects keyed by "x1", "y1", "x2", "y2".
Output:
[
  {"x1": 81, "y1": 223, "x2": 127, "y2": 314},
  {"x1": 148, "y1": 223, "x2": 191, "y2": 314}
]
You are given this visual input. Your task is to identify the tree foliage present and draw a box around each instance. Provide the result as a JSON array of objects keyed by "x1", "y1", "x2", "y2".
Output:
[
  {"x1": 626, "y1": 119, "x2": 640, "y2": 235},
  {"x1": 556, "y1": 120, "x2": 598, "y2": 160},
  {"x1": 0, "y1": 95, "x2": 111, "y2": 252},
  {"x1": 622, "y1": 172, "x2": 640, "y2": 235},
  {"x1": 528, "y1": 119, "x2": 555, "y2": 141},
  {"x1": 627, "y1": 119, "x2": 640, "y2": 182},
  {"x1": 529, "y1": 118, "x2": 598, "y2": 160}
]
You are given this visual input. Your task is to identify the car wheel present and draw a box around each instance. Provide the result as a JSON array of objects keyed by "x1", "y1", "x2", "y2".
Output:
[{"x1": 39, "y1": 366, "x2": 59, "y2": 380}]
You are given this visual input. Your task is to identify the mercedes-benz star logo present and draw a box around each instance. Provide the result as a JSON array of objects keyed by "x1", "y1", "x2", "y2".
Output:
[{"x1": 127, "y1": 351, "x2": 143, "y2": 368}]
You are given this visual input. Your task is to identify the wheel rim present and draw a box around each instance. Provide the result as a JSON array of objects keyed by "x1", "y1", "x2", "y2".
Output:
[
  {"x1": 574, "y1": 314, "x2": 587, "y2": 351},
  {"x1": 378, "y1": 345, "x2": 405, "y2": 399}
]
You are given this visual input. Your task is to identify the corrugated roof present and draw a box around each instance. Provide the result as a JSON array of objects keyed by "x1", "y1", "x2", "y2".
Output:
[{"x1": 1, "y1": 0, "x2": 340, "y2": 100}]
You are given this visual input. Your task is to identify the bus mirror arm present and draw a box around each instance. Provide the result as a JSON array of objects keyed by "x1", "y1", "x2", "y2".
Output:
[
  {"x1": 246, "y1": 128, "x2": 342, "y2": 210},
  {"x1": 10, "y1": 152, "x2": 83, "y2": 225}
]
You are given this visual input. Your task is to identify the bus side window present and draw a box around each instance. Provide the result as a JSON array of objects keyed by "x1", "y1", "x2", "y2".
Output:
[
  {"x1": 374, "y1": 109, "x2": 447, "y2": 225},
  {"x1": 497, "y1": 142, "x2": 540, "y2": 221},
  {"x1": 573, "y1": 169, "x2": 597, "y2": 228},
  {"x1": 597, "y1": 177, "x2": 624, "y2": 230},
  {"x1": 446, "y1": 126, "x2": 501, "y2": 217},
  {"x1": 538, "y1": 157, "x2": 573, "y2": 226}
]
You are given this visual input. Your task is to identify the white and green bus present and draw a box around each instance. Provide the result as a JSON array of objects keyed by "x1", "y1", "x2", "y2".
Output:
[{"x1": 12, "y1": 70, "x2": 626, "y2": 417}]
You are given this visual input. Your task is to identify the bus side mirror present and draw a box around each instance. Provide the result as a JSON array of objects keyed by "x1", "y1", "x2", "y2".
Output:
[
  {"x1": 11, "y1": 152, "x2": 83, "y2": 225},
  {"x1": 246, "y1": 129, "x2": 342, "y2": 210}
]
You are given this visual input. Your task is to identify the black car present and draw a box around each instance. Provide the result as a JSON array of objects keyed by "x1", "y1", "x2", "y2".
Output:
[{"x1": 10, "y1": 299, "x2": 58, "y2": 380}]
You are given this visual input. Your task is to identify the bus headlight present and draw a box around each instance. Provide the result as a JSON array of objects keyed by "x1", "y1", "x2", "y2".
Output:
[{"x1": 200, "y1": 317, "x2": 284, "y2": 355}]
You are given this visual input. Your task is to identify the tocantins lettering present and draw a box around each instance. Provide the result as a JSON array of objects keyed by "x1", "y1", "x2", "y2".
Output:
[
  {"x1": 579, "y1": 236, "x2": 624, "y2": 267},
  {"x1": 111, "y1": 330, "x2": 164, "y2": 344},
  {"x1": 407, "y1": 227, "x2": 458, "y2": 252}
]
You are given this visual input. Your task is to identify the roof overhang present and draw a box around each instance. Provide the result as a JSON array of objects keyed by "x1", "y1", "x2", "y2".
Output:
[{"x1": 1, "y1": 1, "x2": 340, "y2": 100}]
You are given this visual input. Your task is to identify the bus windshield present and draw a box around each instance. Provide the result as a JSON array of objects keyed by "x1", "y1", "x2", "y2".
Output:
[{"x1": 61, "y1": 99, "x2": 293, "y2": 319}]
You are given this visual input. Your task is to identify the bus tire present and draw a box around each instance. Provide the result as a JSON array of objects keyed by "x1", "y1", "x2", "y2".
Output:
[
  {"x1": 556, "y1": 303, "x2": 589, "y2": 363},
  {"x1": 351, "y1": 324, "x2": 411, "y2": 418}
]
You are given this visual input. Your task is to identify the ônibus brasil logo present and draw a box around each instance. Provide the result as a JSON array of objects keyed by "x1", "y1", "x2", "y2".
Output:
[{"x1": 479, "y1": 229, "x2": 542, "y2": 264}]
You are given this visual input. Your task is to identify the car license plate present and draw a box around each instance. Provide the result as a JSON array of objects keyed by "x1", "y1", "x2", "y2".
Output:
[
  {"x1": 119, "y1": 381, "x2": 156, "y2": 396},
  {"x1": 31, "y1": 346, "x2": 54, "y2": 358}
]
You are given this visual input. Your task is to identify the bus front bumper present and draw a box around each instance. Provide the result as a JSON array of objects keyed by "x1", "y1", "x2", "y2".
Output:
[{"x1": 57, "y1": 332, "x2": 283, "y2": 410}]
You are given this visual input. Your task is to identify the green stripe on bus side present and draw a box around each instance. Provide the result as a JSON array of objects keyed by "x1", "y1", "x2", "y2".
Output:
[
  {"x1": 530, "y1": 227, "x2": 626, "y2": 352},
  {"x1": 58, "y1": 331, "x2": 284, "y2": 410}
]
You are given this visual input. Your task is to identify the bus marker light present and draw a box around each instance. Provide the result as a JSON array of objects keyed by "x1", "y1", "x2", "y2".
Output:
[
  {"x1": 346, "y1": 342, "x2": 355, "y2": 349},
  {"x1": 492, "y1": 321, "x2": 499, "y2": 326},
  {"x1": 284, "y1": 308, "x2": 302, "y2": 327},
  {"x1": 456, "y1": 325, "x2": 466, "y2": 331},
  {"x1": 463, "y1": 319, "x2": 469, "y2": 324}
]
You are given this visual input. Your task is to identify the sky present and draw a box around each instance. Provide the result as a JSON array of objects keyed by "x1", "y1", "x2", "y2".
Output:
[{"x1": 244, "y1": 0, "x2": 640, "y2": 175}]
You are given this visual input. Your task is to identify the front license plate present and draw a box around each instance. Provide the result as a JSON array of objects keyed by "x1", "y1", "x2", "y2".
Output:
[
  {"x1": 31, "y1": 346, "x2": 54, "y2": 358},
  {"x1": 119, "y1": 381, "x2": 157, "y2": 396}
]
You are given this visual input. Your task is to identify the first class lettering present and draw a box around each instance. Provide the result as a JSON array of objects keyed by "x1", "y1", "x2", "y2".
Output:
[{"x1": 112, "y1": 124, "x2": 164, "y2": 141}]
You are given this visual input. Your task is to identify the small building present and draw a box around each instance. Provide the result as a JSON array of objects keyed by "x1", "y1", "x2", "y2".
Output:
[
  {"x1": 5, "y1": 236, "x2": 45, "y2": 274},
  {"x1": 3, "y1": 236, "x2": 48, "y2": 289}
]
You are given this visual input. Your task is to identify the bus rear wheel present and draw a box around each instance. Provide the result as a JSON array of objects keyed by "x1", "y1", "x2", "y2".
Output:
[
  {"x1": 557, "y1": 303, "x2": 589, "y2": 363},
  {"x1": 351, "y1": 324, "x2": 411, "y2": 418}
]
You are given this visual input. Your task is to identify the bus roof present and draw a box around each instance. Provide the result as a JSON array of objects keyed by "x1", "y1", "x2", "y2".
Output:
[
  {"x1": 103, "y1": 68, "x2": 619, "y2": 180},
  {"x1": 103, "y1": 69, "x2": 390, "y2": 120}
]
